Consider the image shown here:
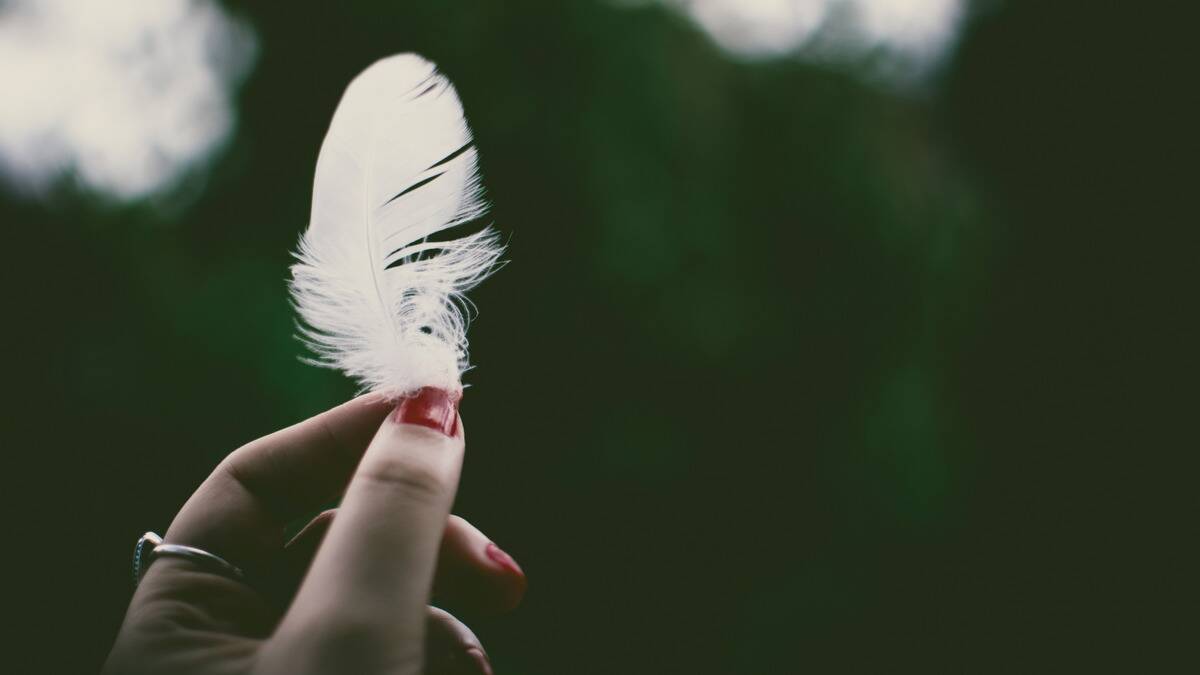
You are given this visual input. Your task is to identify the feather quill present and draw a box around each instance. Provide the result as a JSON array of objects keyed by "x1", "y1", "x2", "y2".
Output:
[{"x1": 290, "y1": 54, "x2": 502, "y2": 398}]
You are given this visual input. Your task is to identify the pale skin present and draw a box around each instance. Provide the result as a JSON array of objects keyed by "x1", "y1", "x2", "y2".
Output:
[{"x1": 104, "y1": 394, "x2": 525, "y2": 675}]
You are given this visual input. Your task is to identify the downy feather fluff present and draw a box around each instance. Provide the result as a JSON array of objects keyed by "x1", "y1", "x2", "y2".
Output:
[{"x1": 290, "y1": 54, "x2": 502, "y2": 397}]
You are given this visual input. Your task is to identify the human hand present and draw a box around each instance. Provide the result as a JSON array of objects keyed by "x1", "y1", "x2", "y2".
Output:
[{"x1": 103, "y1": 390, "x2": 525, "y2": 675}]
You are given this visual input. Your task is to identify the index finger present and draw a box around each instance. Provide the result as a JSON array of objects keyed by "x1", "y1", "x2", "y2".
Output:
[
  {"x1": 275, "y1": 388, "x2": 464, "y2": 658},
  {"x1": 165, "y1": 394, "x2": 394, "y2": 565}
]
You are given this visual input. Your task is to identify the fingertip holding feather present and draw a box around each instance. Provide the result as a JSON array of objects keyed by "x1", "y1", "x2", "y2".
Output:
[{"x1": 289, "y1": 54, "x2": 503, "y2": 399}]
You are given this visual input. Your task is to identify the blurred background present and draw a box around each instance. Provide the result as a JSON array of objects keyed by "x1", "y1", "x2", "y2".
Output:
[{"x1": 3, "y1": 0, "x2": 1196, "y2": 672}]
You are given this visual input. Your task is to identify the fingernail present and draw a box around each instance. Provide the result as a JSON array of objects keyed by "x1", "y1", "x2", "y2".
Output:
[
  {"x1": 393, "y1": 387, "x2": 459, "y2": 436},
  {"x1": 465, "y1": 647, "x2": 493, "y2": 675},
  {"x1": 485, "y1": 542, "x2": 525, "y2": 577}
]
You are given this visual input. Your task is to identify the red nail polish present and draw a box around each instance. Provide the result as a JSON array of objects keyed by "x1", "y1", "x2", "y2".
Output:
[
  {"x1": 393, "y1": 387, "x2": 459, "y2": 436},
  {"x1": 485, "y1": 542, "x2": 524, "y2": 577}
]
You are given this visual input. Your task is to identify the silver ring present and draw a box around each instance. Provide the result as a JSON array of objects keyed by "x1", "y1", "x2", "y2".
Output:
[{"x1": 132, "y1": 531, "x2": 246, "y2": 587}]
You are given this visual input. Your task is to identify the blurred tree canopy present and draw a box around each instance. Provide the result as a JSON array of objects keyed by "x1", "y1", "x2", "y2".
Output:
[{"x1": 4, "y1": 1, "x2": 1195, "y2": 672}]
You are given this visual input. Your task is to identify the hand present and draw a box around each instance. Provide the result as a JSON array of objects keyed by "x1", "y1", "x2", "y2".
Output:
[{"x1": 103, "y1": 390, "x2": 526, "y2": 675}]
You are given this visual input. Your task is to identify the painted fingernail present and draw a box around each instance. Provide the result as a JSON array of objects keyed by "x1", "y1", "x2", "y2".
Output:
[
  {"x1": 485, "y1": 542, "x2": 525, "y2": 577},
  {"x1": 393, "y1": 387, "x2": 459, "y2": 436},
  {"x1": 465, "y1": 647, "x2": 494, "y2": 675}
]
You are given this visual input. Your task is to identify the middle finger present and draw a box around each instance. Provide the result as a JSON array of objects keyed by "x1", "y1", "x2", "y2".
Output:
[{"x1": 279, "y1": 512, "x2": 526, "y2": 615}]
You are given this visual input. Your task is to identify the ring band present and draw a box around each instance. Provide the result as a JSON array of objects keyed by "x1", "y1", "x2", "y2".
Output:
[{"x1": 132, "y1": 531, "x2": 246, "y2": 587}]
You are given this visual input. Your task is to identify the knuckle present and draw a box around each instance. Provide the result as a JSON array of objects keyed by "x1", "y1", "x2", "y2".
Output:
[{"x1": 358, "y1": 459, "x2": 449, "y2": 506}]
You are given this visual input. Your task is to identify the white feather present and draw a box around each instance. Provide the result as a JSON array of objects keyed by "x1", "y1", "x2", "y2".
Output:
[{"x1": 290, "y1": 54, "x2": 502, "y2": 398}]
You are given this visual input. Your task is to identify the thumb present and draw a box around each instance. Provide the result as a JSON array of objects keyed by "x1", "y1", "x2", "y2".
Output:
[{"x1": 270, "y1": 388, "x2": 464, "y2": 672}]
